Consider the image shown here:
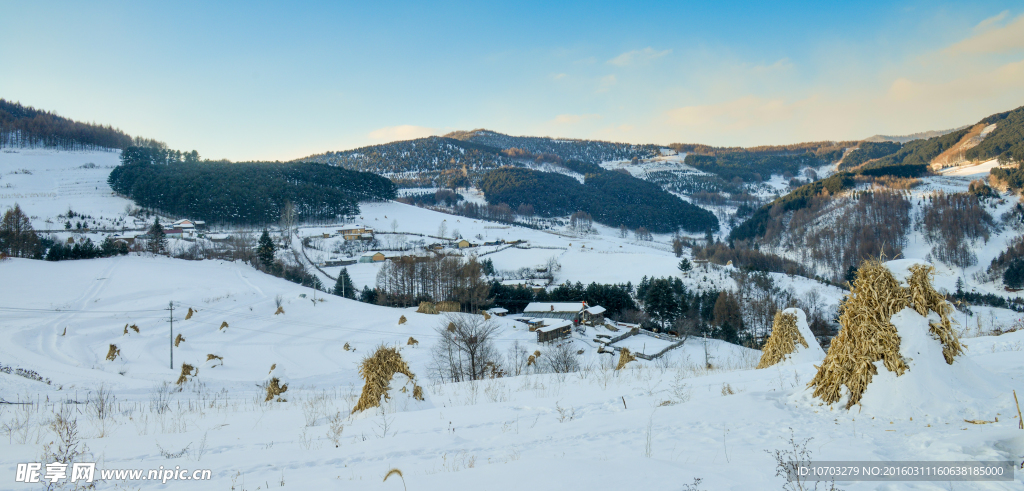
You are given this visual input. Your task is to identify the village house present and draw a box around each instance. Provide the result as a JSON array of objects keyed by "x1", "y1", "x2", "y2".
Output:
[
  {"x1": 535, "y1": 319, "x2": 573, "y2": 343},
  {"x1": 359, "y1": 251, "x2": 386, "y2": 263},
  {"x1": 339, "y1": 225, "x2": 374, "y2": 241}
]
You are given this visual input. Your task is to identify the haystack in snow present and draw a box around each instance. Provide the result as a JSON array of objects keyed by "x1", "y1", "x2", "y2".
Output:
[
  {"x1": 264, "y1": 364, "x2": 288, "y2": 401},
  {"x1": 416, "y1": 302, "x2": 438, "y2": 314},
  {"x1": 352, "y1": 345, "x2": 424, "y2": 414},
  {"x1": 757, "y1": 308, "x2": 824, "y2": 369},
  {"x1": 808, "y1": 259, "x2": 964, "y2": 409},
  {"x1": 616, "y1": 348, "x2": 636, "y2": 370}
]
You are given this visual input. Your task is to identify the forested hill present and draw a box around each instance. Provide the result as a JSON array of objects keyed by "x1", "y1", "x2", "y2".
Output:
[
  {"x1": 478, "y1": 167, "x2": 719, "y2": 234},
  {"x1": 299, "y1": 130, "x2": 662, "y2": 187},
  {"x1": 109, "y1": 146, "x2": 396, "y2": 225},
  {"x1": 445, "y1": 129, "x2": 661, "y2": 163},
  {"x1": 0, "y1": 99, "x2": 137, "y2": 151},
  {"x1": 299, "y1": 136, "x2": 517, "y2": 187}
]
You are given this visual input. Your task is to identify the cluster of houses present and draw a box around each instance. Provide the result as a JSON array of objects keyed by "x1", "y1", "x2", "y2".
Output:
[{"x1": 503, "y1": 302, "x2": 607, "y2": 343}]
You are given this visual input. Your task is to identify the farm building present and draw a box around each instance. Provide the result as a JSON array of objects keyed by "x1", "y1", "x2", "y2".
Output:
[
  {"x1": 582, "y1": 305, "x2": 606, "y2": 325},
  {"x1": 523, "y1": 302, "x2": 602, "y2": 323},
  {"x1": 339, "y1": 225, "x2": 374, "y2": 241},
  {"x1": 359, "y1": 251, "x2": 386, "y2": 263},
  {"x1": 488, "y1": 307, "x2": 509, "y2": 317},
  {"x1": 536, "y1": 319, "x2": 573, "y2": 343}
]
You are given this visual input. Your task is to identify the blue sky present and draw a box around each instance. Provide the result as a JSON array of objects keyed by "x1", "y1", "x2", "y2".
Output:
[{"x1": 2, "y1": 1, "x2": 1024, "y2": 161}]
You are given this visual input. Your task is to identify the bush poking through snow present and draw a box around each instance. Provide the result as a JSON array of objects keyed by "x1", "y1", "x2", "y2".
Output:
[
  {"x1": 407, "y1": 337, "x2": 418, "y2": 346},
  {"x1": 265, "y1": 378, "x2": 287, "y2": 402},
  {"x1": 808, "y1": 260, "x2": 963, "y2": 409},
  {"x1": 398, "y1": 315, "x2": 407, "y2": 325},
  {"x1": 352, "y1": 344, "x2": 423, "y2": 414},
  {"x1": 176, "y1": 363, "x2": 197, "y2": 385},
  {"x1": 174, "y1": 333, "x2": 185, "y2": 347},
  {"x1": 616, "y1": 348, "x2": 636, "y2": 370},
  {"x1": 105, "y1": 344, "x2": 120, "y2": 361}
]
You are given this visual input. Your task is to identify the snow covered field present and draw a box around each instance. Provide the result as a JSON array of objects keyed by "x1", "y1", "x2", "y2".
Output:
[
  {"x1": 2, "y1": 150, "x2": 1024, "y2": 489},
  {"x1": 1, "y1": 256, "x2": 1022, "y2": 490}
]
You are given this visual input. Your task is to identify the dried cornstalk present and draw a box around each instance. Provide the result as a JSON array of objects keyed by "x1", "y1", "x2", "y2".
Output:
[{"x1": 756, "y1": 311, "x2": 807, "y2": 369}]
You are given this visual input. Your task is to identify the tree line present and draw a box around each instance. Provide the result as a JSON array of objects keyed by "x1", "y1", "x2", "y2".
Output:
[
  {"x1": 108, "y1": 146, "x2": 396, "y2": 226},
  {"x1": 0, "y1": 99, "x2": 136, "y2": 150}
]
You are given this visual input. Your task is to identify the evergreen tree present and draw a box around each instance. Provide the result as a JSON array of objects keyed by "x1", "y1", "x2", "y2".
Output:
[
  {"x1": 678, "y1": 258, "x2": 692, "y2": 273},
  {"x1": 333, "y1": 267, "x2": 356, "y2": 299},
  {"x1": 256, "y1": 229, "x2": 275, "y2": 268},
  {"x1": 644, "y1": 278, "x2": 679, "y2": 328},
  {"x1": 148, "y1": 217, "x2": 167, "y2": 254},
  {"x1": 0, "y1": 203, "x2": 39, "y2": 258}
]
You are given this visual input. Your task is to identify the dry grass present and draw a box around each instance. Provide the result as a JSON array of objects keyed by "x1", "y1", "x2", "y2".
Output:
[
  {"x1": 757, "y1": 311, "x2": 808, "y2": 369},
  {"x1": 274, "y1": 306, "x2": 285, "y2": 315},
  {"x1": 206, "y1": 354, "x2": 223, "y2": 362},
  {"x1": 809, "y1": 260, "x2": 963, "y2": 408},
  {"x1": 383, "y1": 468, "x2": 406, "y2": 491},
  {"x1": 176, "y1": 363, "x2": 197, "y2": 385},
  {"x1": 185, "y1": 307, "x2": 194, "y2": 320},
  {"x1": 352, "y1": 345, "x2": 423, "y2": 414},
  {"x1": 482, "y1": 311, "x2": 491, "y2": 320},
  {"x1": 616, "y1": 348, "x2": 636, "y2": 370},
  {"x1": 343, "y1": 342, "x2": 352, "y2": 351},
  {"x1": 406, "y1": 337, "x2": 419, "y2": 346},
  {"x1": 122, "y1": 323, "x2": 139, "y2": 335},
  {"x1": 398, "y1": 315, "x2": 407, "y2": 325},
  {"x1": 105, "y1": 344, "x2": 120, "y2": 361},
  {"x1": 174, "y1": 333, "x2": 185, "y2": 347},
  {"x1": 219, "y1": 321, "x2": 229, "y2": 331},
  {"x1": 416, "y1": 302, "x2": 438, "y2": 314}
]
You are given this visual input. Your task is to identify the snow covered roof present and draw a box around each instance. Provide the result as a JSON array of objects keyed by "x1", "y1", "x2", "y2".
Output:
[
  {"x1": 524, "y1": 302, "x2": 585, "y2": 314},
  {"x1": 584, "y1": 306, "x2": 606, "y2": 315},
  {"x1": 536, "y1": 320, "x2": 573, "y2": 332},
  {"x1": 489, "y1": 308, "x2": 509, "y2": 314}
]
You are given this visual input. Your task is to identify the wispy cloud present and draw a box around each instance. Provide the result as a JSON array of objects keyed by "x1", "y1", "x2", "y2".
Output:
[
  {"x1": 607, "y1": 47, "x2": 671, "y2": 67},
  {"x1": 596, "y1": 74, "x2": 617, "y2": 93},
  {"x1": 664, "y1": 96, "x2": 814, "y2": 131},
  {"x1": 551, "y1": 114, "x2": 601, "y2": 125},
  {"x1": 367, "y1": 125, "x2": 435, "y2": 142},
  {"x1": 945, "y1": 12, "x2": 1024, "y2": 55}
]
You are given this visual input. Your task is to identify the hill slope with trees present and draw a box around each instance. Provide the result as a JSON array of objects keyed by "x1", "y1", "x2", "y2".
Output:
[
  {"x1": 109, "y1": 146, "x2": 396, "y2": 225},
  {"x1": 0, "y1": 99, "x2": 140, "y2": 151}
]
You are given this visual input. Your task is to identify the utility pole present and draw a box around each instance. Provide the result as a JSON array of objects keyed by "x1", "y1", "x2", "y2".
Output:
[{"x1": 167, "y1": 301, "x2": 174, "y2": 369}]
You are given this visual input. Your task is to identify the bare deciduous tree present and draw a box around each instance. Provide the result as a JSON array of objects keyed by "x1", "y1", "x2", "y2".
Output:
[{"x1": 430, "y1": 314, "x2": 501, "y2": 382}]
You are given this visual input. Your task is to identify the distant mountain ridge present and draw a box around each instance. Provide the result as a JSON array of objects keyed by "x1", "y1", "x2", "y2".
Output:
[
  {"x1": 864, "y1": 126, "x2": 969, "y2": 144},
  {"x1": 298, "y1": 130, "x2": 660, "y2": 187}
]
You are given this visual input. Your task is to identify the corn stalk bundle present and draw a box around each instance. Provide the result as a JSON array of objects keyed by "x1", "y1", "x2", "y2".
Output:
[
  {"x1": 406, "y1": 337, "x2": 419, "y2": 346},
  {"x1": 265, "y1": 377, "x2": 287, "y2": 401},
  {"x1": 436, "y1": 301, "x2": 461, "y2": 312},
  {"x1": 206, "y1": 354, "x2": 223, "y2": 362},
  {"x1": 185, "y1": 307, "x2": 194, "y2": 320},
  {"x1": 906, "y1": 264, "x2": 962, "y2": 364},
  {"x1": 176, "y1": 363, "x2": 197, "y2": 385},
  {"x1": 416, "y1": 302, "x2": 438, "y2": 314},
  {"x1": 274, "y1": 306, "x2": 285, "y2": 315},
  {"x1": 616, "y1": 348, "x2": 636, "y2": 370},
  {"x1": 219, "y1": 321, "x2": 229, "y2": 331},
  {"x1": 352, "y1": 345, "x2": 424, "y2": 414},
  {"x1": 756, "y1": 311, "x2": 807, "y2": 369},
  {"x1": 174, "y1": 333, "x2": 185, "y2": 347},
  {"x1": 809, "y1": 260, "x2": 963, "y2": 408},
  {"x1": 105, "y1": 344, "x2": 120, "y2": 361},
  {"x1": 398, "y1": 315, "x2": 407, "y2": 325}
]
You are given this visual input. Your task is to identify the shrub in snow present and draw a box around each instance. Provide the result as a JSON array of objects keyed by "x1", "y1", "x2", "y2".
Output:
[
  {"x1": 615, "y1": 347, "x2": 636, "y2": 370},
  {"x1": 756, "y1": 308, "x2": 824, "y2": 369}
]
